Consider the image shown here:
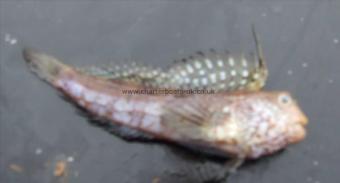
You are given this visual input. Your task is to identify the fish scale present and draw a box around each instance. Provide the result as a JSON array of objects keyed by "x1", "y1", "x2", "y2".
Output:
[{"x1": 79, "y1": 27, "x2": 267, "y2": 92}]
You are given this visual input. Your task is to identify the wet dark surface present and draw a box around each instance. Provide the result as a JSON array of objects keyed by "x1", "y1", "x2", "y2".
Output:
[{"x1": 1, "y1": 1, "x2": 340, "y2": 183}]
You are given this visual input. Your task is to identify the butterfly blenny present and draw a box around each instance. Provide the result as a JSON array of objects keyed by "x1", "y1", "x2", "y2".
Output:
[
  {"x1": 78, "y1": 26, "x2": 268, "y2": 92},
  {"x1": 22, "y1": 48, "x2": 307, "y2": 160}
]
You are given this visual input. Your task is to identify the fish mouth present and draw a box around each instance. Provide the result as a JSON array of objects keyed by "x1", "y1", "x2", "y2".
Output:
[
  {"x1": 288, "y1": 123, "x2": 307, "y2": 144},
  {"x1": 298, "y1": 110, "x2": 308, "y2": 126}
]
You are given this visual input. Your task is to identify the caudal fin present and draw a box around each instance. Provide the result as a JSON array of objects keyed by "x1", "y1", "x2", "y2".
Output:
[{"x1": 22, "y1": 48, "x2": 70, "y2": 83}]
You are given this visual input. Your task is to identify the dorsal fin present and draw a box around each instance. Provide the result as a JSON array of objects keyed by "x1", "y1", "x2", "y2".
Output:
[{"x1": 252, "y1": 25, "x2": 266, "y2": 71}]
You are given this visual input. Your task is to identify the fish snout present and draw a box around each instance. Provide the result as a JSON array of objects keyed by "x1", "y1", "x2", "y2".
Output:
[{"x1": 287, "y1": 123, "x2": 306, "y2": 144}]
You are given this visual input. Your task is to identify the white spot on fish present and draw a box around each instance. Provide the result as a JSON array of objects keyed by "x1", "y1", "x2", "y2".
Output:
[
  {"x1": 253, "y1": 73, "x2": 260, "y2": 79},
  {"x1": 258, "y1": 122, "x2": 268, "y2": 135},
  {"x1": 205, "y1": 59, "x2": 213, "y2": 69},
  {"x1": 240, "y1": 79, "x2": 247, "y2": 85},
  {"x1": 174, "y1": 74, "x2": 181, "y2": 80},
  {"x1": 219, "y1": 71, "x2": 226, "y2": 80},
  {"x1": 142, "y1": 115, "x2": 161, "y2": 129},
  {"x1": 96, "y1": 94, "x2": 111, "y2": 106},
  {"x1": 184, "y1": 77, "x2": 191, "y2": 84},
  {"x1": 229, "y1": 81, "x2": 235, "y2": 87},
  {"x1": 134, "y1": 101, "x2": 146, "y2": 111},
  {"x1": 194, "y1": 61, "x2": 202, "y2": 69},
  {"x1": 242, "y1": 70, "x2": 249, "y2": 77},
  {"x1": 209, "y1": 73, "x2": 217, "y2": 83},
  {"x1": 333, "y1": 38, "x2": 339, "y2": 44},
  {"x1": 145, "y1": 102, "x2": 162, "y2": 116},
  {"x1": 84, "y1": 91, "x2": 97, "y2": 102},
  {"x1": 180, "y1": 70, "x2": 187, "y2": 76},
  {"x1": 217, "y1": 59, "x2": 224, "y2": 67},
  {"x1": 69, "y1": 82, "x2": 84, "y2": 98},
  {"x1": 228, "y1": 57, "x2": 235, "y2": 66},
  {"x1": 242, "y1": 58, "x2": 248, "y2": 67},
  {"x1": 193, "y1": 78, "x2": 199, "y2": 86},
  {"x1": 219, "y1": 83, "x2": 226, "y2": 89},
  {"x1": 201, "y1": 78, "x2": 208, "y2": 85},
  {"x1": 199, "y1": 70, "x2": 206, "y2": 76},
  {"x1": 114, "y1": 99, "x2": 134, "y2": 112},
  {"x1": 230, "y1": 70, "x2": 237, "y2": 76},
  {"x1": 186, "y1": 64, "x2": 194, "y2": 73},
  {"x1": 113, "y1": 112, "x2": 131, "y2": 124},
  {"x1": 222, "y1": 106, "x2": 230, "y2": 113}
]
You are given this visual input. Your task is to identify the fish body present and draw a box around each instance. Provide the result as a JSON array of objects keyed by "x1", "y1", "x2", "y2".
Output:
[
  {"x1": 23, "y1": 49, "x2": 307, "y2": 159},
  {"x1": 79, "y1": 27, "x2": 268, "y2": 92}
]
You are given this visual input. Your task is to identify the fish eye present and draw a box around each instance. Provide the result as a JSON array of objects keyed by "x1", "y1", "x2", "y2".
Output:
[{"x1": 278, "y1": 94, "x2": 291, "y2": 104}]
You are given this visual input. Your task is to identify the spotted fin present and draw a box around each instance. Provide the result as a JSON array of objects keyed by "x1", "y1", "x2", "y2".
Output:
[{"x1": 77, "y1": 28, "x2": 267, "y2": 92}]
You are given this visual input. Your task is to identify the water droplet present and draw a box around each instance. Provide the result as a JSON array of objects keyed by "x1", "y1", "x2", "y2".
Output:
[
  {"x1": 302, "y1": 62, "x2": 308, "y2": 68},
  {"x1": 300, "y1": 17, "x2": 305, "y2": 22},
  {"x1": 4, "y1": 33, "x2": 18, "y2": 45},
  {"x1": 287, "y1": 70, "x2": 293, "y2": 75},
  {"x1": 307, "y1": 177, "x2": 313, "y2": 182},
  {"x1": 67, "y1": 156, "x2": 74, "y2": 162},
  {"x1": 35, "y1": 148, "x2": 43, "y2": 155}
]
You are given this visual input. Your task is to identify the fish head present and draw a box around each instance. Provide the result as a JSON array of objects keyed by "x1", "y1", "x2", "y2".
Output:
[
  {"x1": 267, "y1": 92, "x2": 308, "y2": 143},
  {"x1": 229, "y1": 91, "x2": 308, "y2": 158}
]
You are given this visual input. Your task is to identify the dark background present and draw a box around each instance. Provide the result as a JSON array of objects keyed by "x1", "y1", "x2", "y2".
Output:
[{"x1": 1, "y1": 1, "x2": 339, "y2": 183}]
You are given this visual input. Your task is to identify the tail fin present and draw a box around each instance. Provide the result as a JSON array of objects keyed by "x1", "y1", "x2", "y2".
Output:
[
  {"x1": 22, "y1": 48, "x2": 69, "y2": 83},
  {"x1": 251, "y1": 25, "x2": 267, "y2": 71}
]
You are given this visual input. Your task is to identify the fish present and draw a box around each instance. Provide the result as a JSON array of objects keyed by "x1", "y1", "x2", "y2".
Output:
[
  {"x1": 79, "y1": 26, "x2": 268, "y2": 92},
  {"x1": 23, "y1": 48, "x2": 307, "y2": 163}
]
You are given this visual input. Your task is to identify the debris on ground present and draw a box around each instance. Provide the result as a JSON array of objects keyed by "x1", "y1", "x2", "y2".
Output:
[{"x1": 9, "y1": 163, "x2": 23, "y2": 173}]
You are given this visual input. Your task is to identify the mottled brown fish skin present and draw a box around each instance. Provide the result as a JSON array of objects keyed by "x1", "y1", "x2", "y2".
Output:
[{"x1": 23, "y1": 49, "x2": 307, "y2": 159}]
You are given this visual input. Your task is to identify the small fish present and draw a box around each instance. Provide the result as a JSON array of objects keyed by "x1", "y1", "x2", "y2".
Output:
[
  {"x1": 23, "y1": 48, "x2": 307, "y2": 162},
  {"x1": 79, "y1": 26, "x2": 268, "y2": 92}
]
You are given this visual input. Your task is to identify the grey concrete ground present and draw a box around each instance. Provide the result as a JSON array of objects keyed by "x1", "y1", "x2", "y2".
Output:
[{"x1": 1, "y1": 1, "x2": 339, "y2": 183}]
